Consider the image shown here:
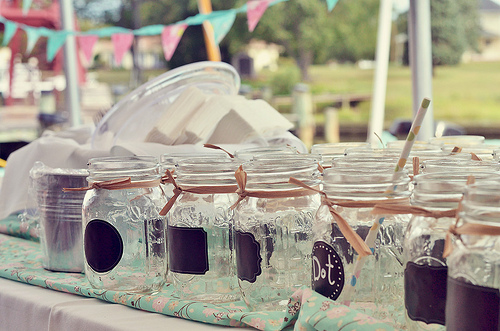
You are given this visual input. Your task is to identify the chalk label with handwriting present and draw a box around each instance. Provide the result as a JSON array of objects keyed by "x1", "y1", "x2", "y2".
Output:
[{"x1": 312, "y1": 241, "x2": 344, "y2": 300}]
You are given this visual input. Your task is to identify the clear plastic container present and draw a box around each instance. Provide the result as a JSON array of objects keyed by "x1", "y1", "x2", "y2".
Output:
[
  {"x1": 82, "y1": 156, "x2": 167, "y2": 293},
  {"x1": 91, "y1": 62, "x2": 240, "y2": 149}
]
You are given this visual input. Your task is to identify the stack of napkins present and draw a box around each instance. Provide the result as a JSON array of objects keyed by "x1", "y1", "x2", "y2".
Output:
[{"x1": 145, "y1": 86, "x2": 294, "y2": 145}]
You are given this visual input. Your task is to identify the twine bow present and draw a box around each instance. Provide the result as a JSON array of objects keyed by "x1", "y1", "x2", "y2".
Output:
[
  {"x1": 159, "y1": 169, "x2": 238, "y2": 216},
  {"x1": 63, "y1": 177, "x2": 161, "y2": 192},
  {"x1": 288, "y1": 177, "x2": 372, "y2": 257},
  {"x1": 161, "y1": 168, "x2": 175, "y2": 184}
]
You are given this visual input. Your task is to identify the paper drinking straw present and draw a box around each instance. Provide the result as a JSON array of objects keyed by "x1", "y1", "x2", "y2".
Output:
[{"x1": 341, "y1": 97, "x2": 431, "y2": 306}]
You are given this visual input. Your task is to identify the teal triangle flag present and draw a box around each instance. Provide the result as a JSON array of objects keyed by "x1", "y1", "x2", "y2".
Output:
[
  {"x1": 22, "y1": 0, "x2": 33, "y2": 15},
  {"x1": 24, "y1": 26, "x2": 43, "y2": 54},
  {"x1": 47, "y1": 31, "x2": 69, "y2": 62},
  {"x1": 2, "y1": 21, "x2": 17, "y2": 46},
  {"x1": 326, "y1": 0, "x2": 339, "y2": 11},
  {"x1": 208, "y1": 10, "x2": 236, "y2": 45}
]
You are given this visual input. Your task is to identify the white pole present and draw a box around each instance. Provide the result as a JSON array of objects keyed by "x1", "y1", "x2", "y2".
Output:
[
  {"x1": 367, "y1": 0, "x2": 393, "y2": 147},
  {"x1": 60, "y1": 0, "x2": 82, "y2": 127},
  {"x1": 408, "y1": 0, "x2": 433, "y2": 140}
]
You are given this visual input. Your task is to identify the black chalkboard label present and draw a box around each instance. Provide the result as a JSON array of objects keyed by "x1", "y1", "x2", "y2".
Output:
[
  {"x1": 312, "y1": 241, "x2": 344, "y2": 300},
  {"x1": 234, "y1": 230, "x2": 262, "y2": 283},
  {"x1": 446, "y1": 277, "x2": 500, "y2": 330},
  {"x1": 404, "y1": 262, "x2": 447, "y2": 325},
  {"x1": 84, "y1": 219, "x2": 123, "y2": 273},
  {"x1": 167, "y1": 225, "x2": 209, "y2": 275}
]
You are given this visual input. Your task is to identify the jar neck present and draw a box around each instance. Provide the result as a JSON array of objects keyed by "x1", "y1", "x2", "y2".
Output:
[
  {"x1": 460, "y1": 183, "x2": 500, "y2": 225},
  {"x1": 87, "y1": 156, "x2": 160, "y2": 182},
  {"x1": 412, "y1": 172, "x2": 500, "y2": 209},
  {"x1": 323, "y1": 167, "x2": 410, "y2": 200},
  {"x1": 242, "y1": 158, "x2": 321, "y2": 191},
  {"x1": 175, "y1": 157, "x2": 239, "y2": 186}
]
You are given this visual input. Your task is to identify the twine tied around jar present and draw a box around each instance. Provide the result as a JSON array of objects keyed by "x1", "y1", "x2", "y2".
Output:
[
  {"x1": 203, "y1": 143, "x2": 235, "y2": 158},
  {"x1": 442, "y1": 175, "x2": 480, "y2": 258},
  {"x1": 371, "y1": 204, "x2": 457, "y2": 219},
  {"x1": 159, "y1": 169, "x2": 238, "y2": 216},
  {"x1": 231, "y1": 165, "x2": 319, "y2": 209},
  {"x1": 288, "y1": 177, "x2": 374, "y2": 257},
  {"x1": 63, "y1": 177, "x2": 161, "y2": 192}
]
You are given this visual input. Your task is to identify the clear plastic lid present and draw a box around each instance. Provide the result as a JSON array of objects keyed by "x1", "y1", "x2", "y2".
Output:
[{"x1": 91, "y1": 61, "x2": 240, "y2": 149}]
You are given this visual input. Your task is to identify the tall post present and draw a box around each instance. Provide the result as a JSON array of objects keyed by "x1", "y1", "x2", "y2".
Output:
[
  {"x1": 408, "y1": 0, "x2": 434, "y2": 140},
  {"x1": 367, "y1": 0, "x2": 393, "y2": 147},
  {"x1": 60, "y1": 0, "x2": 81, "y2": 126},
  {"x1": 197, "y1": 0, "x2": 221, "y2": 61}
]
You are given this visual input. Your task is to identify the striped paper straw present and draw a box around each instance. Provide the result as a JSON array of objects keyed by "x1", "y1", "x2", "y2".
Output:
[{"x1": 341, "y1": 97, "x2": 431, "y2": 306}]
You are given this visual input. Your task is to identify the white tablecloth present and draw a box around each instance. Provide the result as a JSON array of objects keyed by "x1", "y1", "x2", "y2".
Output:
[{"x1": 0, "y1": 278, "x2": 246, "y2": 331}]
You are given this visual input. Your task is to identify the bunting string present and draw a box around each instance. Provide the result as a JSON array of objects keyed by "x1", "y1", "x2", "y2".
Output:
[{"x1": 0, "y1": 0, "x2": 338, "y2": 64}]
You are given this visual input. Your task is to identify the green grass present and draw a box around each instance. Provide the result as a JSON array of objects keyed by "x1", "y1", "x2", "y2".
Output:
[{"x1": 90, "y1": 61, "x2": 500, "y2": 128}]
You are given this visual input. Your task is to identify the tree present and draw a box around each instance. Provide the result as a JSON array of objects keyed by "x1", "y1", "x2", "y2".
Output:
[
  {"x1": 396, "y1": 0, "x2": 481, "y2": 66},
  {"x1": 325, "y1": 0, "x2": 380, "y2": 63}
]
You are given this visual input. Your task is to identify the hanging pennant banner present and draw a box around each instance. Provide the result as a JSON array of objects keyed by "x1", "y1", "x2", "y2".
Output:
[
  {"x1": 111, "y1": 32, "x2": 134, "y2": 66},
  {"x1": 2, "y1": 21, "x2": 17, "y2": 46},
  {"x1": 247, "y1": 0, "x2": 272, "y2": 32},
  {"x1": 78, "y1": 35, "x2": 99, "y2": 64},
  {"x1": 47, "y1": 31, "x2": 69, "y2": 62},
  {"x1": 24, "y1": 26, "x2": 43, "y2": 55},
  {"x1": 326, "y1": 0, "x2": 339, "y2": 11},
  {"x1": 22, "y1": 0, "x2": 33, "y2": 15},
  {"x1": 161, "y1": 24, "x2": 187, "y2": 61},
  {"x1": 209, "y1": 11, "x2": 236, "y2": 45}
]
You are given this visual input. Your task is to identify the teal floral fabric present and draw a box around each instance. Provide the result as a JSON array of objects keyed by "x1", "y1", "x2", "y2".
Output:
[{"x1": 0, "y1": 217, "x2": 395, "y2": 331}]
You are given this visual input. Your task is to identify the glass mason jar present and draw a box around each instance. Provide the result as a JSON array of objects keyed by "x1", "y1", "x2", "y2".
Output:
[
  {"x1": 403, "y1": 172, "x2": 500, "y2": 330},
  {"x1": 428, "y1": 135, "x2": 485, "y2": 148},
  {"x1": 446, "y1": 182, "x2": 500, "y2": 330},
  {"x1": 82, "y1": 156, "x2": 167, "y2": 293},
  {"x1": 233, "y1": 156, "x2": 321, "y2": 311},
  {"x1": 311, "y1": 142, "x2": 370, "y2": 167},
  {"x1": 313, "y1": 165, "x2": 411, "y2": 328},
  {"x1": 420, "y1": 158, "x2": 500, "y2": 174},
  {"x1": 167, "y1": 157, "x2": 240, "y2": 303},
  {"x1": 233, "y1": 145, "x2": 298, "y2": 161}
]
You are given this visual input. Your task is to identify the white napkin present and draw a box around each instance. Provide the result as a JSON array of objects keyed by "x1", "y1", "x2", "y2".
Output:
[{"x1": 0, "y1": 126, "x2": 109, "y2": 220}]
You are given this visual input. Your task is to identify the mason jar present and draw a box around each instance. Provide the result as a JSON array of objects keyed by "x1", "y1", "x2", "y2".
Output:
[
  {"x1": 420, "y1": 158, "x2": 500, "y2": 174},
  {"x1": 403, "y1": 172, "x2": 500, "y2": 330},
  {"x1": 311, "y1": 142, "x2": 370, "y2": 167},
  {"x1": 81, "y1": 156, "x2": 167, "y2": 293},
  {"x1": 233, "y1": 156, "x2": 321, "y2": 311},
  {"x1": 446, "y1": 182, "x2": 500, "y2": 330},
  {"x1": 166, "y1": 157, "x2": 240, "y2": 303},
  {"x1": 314, "y1": 164, "x2": 411, "y2": 328}
]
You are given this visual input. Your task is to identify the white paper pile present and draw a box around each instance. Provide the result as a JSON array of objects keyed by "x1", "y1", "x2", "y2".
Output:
[{"x1": 145, "y1": 86, "x2": 294, "y2": 146}]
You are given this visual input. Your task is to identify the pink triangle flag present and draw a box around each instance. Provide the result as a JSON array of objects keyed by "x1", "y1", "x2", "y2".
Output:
[
  {"x1": 247, "y1": 0, "x2": 272, "y2": 32},
  {"x1": 111, "y1": 32, "x2": 134, "y2": 66},
  {"x1": 161, "y1": 24, "x2": 187, "y2": 61},
  {"x1": 78, "y1": 35, "x2": 99, "y2": 64}
]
